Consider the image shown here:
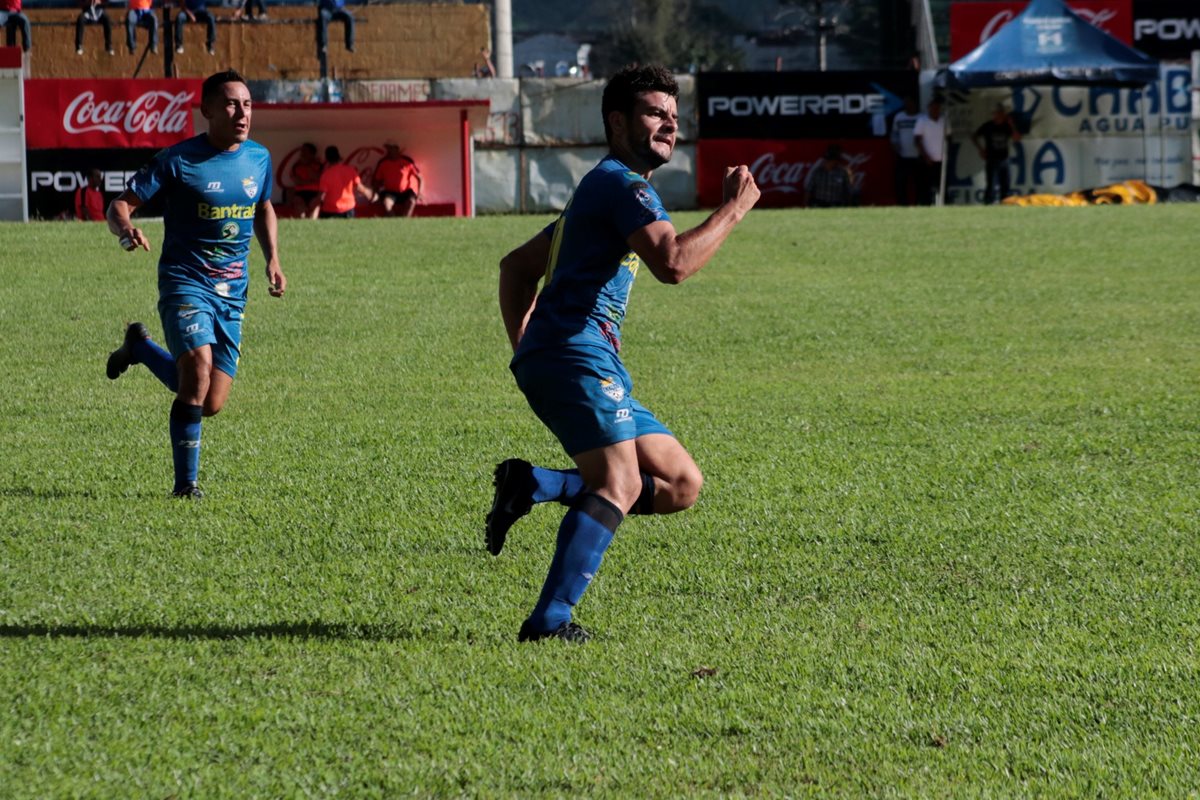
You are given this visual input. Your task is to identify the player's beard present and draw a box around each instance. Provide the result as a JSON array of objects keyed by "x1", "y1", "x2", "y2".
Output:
[{"x1": 629, "y1": 133, "x2": 671, "y2": 170}]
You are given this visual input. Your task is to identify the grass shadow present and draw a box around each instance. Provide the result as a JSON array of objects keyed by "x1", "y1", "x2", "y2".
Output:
[{"x1": 0, "y1": 620, "x2": 420, "y2": 641}]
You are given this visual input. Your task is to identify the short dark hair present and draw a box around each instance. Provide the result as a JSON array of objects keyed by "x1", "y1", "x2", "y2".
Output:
[
  {"x1": 601, "y1": 64, "x2": 678, "y2": 145},
  {"x1": 301, "y1": 142, "x2": 317, "y2": 155},
  {"x1": 201, "y1": 69, "x2": 248, "y2": 105},
  {"x1": 325, "y1": 146, "x2": 341, "y2": 163}
]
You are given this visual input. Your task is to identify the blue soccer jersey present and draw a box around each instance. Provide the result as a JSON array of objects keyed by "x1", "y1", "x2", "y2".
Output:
[
  {"x1": 514, "y1": 155, "x2": 670, "y2": 362},
  {"x1": 128, "y1": 134, "x2": 273, "y2": 307}
]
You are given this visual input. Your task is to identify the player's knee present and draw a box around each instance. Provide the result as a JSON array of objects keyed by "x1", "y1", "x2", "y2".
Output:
[{"x1": 670, "y1": 465, "x2": 703, "y2": 510}]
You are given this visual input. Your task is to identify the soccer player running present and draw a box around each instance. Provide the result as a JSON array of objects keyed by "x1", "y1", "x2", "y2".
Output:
[
  {"x1": 489, "y1": 64, "x2": 760, "y2": 642},
  {"x1": 105, "y1": 69, "x2": 286, "y2": 498}
]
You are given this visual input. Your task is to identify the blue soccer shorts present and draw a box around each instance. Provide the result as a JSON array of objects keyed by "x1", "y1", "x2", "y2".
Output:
[
  {"x1": 512, "y1": 346, "x2": 673, "y2": 458},
  {"x1": 158, "y1": 293, "x2": 244, "y2": 378}
]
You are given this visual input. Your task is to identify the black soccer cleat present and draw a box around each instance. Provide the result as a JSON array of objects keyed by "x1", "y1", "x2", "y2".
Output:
[
  {"x1": 172, "y1": 482, "x2": 204, "y2": 500},
  {"x1": 518, "y1": 620, "x2": 591, "y2": 644},
  {"x1": 485, "y1": 458, "x2": 535, "y2": 556},
  {"x1": 106, "y1": 322, "x2": 149, "y2": 380}
]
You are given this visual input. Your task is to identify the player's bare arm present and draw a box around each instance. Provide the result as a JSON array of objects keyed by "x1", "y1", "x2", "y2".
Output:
[
  {"x1": 627, "y1": 165, "x2": 760, "y2": 285},
  {"x1": 106, "y1": 190, "x2": 151, "y2": 251},
  {"x1": 254, "y1": 199, "x2": 286, "y2": 297},
  {"x1": 498, "y1": 229, "x2": 551, "y2": 351}
]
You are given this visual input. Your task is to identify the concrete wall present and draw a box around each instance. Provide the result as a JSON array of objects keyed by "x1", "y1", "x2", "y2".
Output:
[{"x1": 25, "y1": 4, "x2": 489, "y2": 80}]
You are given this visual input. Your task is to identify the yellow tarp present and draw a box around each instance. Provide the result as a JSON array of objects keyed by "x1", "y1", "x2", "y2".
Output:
[{"x1": 1001, "y1": 180, "x2": 1158, "y2": 207}]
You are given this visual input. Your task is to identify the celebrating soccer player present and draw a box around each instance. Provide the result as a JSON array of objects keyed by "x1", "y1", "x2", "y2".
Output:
[
  {"x1": 105, "y1": 69, "x2": 286, "y2": 499},
  {"x1": 489, "y1": 64, "x2": 760, "y2": 642}
]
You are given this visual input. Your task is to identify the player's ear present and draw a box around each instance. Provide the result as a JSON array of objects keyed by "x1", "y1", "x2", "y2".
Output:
[{"x1": 607, "y1": 109, "x2": 627, "y2": 140}]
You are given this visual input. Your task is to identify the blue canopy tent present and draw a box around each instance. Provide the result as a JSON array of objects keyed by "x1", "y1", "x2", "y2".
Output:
[{"x1": 936, "y1": 0, "x2": 1161, "y2": 201}]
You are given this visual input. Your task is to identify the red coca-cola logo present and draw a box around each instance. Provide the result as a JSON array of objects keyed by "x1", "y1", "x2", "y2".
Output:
[
  {"x1": 750, "y1": 151, "x2": 871, "y2": 194},
  {"x1": 63, "y1": 89, "x2": 194, "y2": 137}
]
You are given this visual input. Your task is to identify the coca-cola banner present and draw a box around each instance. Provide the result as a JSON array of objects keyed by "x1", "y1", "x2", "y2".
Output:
[
  {"x1": 25, "y1": 79, "x2": 202, "y2": 150},
  {"x1": 696, "y1": 138, "x2": 897, "y2": 208},
  {"x1": 698, "y1": 71, "x2": 918, "y2": 140},
  {"x1": 1132, "y1": 0, "x2": 1200, "y2": 60},
  {"x1": 950, "y1": 1, "x2": 1132, "y2": 61}
]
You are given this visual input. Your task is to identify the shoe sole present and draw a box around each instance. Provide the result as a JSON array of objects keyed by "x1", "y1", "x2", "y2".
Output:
[
  {"x1": 106, "y1": 322, "x2": 148, "y2": 380},
  {"x1": 484, "y1": 460, "x2": 517, "y2": 556}
]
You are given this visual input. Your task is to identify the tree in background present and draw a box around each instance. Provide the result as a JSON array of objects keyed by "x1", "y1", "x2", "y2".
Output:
[{"x1": 590, "y1": 0, "x2": 746, "y2": 75}]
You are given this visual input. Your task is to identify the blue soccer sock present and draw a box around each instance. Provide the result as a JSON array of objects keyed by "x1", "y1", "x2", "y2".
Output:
[
  {"x1": 524, "y1": 493, "x2": 623, "y2": 634},
  {"x1": 531, "y1": 466, "x2": 586, "y2": 505},
  {"x1": 169, "y1": 400, "x2": 203, "y2": 491},
  {"x1": 133, "y1": 335, "x2": 179, "y2": 393}
]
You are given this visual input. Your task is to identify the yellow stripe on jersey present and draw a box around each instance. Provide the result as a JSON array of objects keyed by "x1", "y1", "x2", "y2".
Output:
[{"x1": 544, "y1": 193, "x2": 575, "y2": 284}]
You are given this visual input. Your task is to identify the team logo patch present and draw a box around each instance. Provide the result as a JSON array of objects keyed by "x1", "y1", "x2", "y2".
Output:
[
  {"x1": 600, "y1": 377, "x2": 625, "y2": 402},
  {"x1": 220, "y1": 221, "x2": 239, "y2": 240},
  {"x1": 242, "y1": 176, "x2": 259, "y2": 199}
]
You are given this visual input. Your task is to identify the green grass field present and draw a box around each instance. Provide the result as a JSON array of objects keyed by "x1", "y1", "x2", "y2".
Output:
[{"x1": 1, "y1": 206, "x2": 1198, "y2": 797}]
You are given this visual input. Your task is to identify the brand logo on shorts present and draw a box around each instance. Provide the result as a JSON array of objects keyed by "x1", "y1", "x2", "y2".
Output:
[
  {"x1": 242, "y1": 176, "x2": 259, "y2": 199},
  {"x1": 614, "y1": 408, "x2": 632, "y2": 423},
  {"x1": 600, "y1": 377, "x2": 624, "y2": 402}
]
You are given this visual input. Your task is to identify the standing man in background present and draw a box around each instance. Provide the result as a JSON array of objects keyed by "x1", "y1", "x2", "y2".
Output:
[
  {"x1": 890, "y1": 95, "x2": 921, "y2": 206},
  {"x1": 75, "y1": 169, "x2": 105, "y2": 221},
  {"x1": 973, "y1": 103, "x2": 1021, "y2": 204},
  {"x1": 913, "y1": 97, "x2": 946, "y2": 206},
  {"x1": 489, "y1": 65, "x2": 760, "y2": 643},
  {"x1": 317, "y1": 145, "x2": 375, "y2": 218},
  {"x1": 105, "y1": 70, "x2": 286, "y2": 498}
]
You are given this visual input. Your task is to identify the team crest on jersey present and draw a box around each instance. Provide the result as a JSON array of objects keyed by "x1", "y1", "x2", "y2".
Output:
[
  {"x1": 599, "y1": 377, "x2": 624, "y2": 402},
  {"x1": 242, "y1": 176, "x2": 259, "y2": 199},
  {"x1": 220, "y1": 221, "x2": 239, "y2": 240}
]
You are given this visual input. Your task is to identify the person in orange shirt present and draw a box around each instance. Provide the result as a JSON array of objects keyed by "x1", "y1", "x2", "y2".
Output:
[
  {"x1": 289, "y1": 142, "x2": 323, "y2": 219},
  {"x1": 317, "y1": 146, "x2": 375, "y2": 219},
  {"x1": 372, "y1": 139, "x2": 422, "y2": 217},
  {"x1": 75, "y1": 169, "x2": 106, "y2": 221},
  {"x1": 125, "y1": 0, "x2": 158, "y2": 53}
]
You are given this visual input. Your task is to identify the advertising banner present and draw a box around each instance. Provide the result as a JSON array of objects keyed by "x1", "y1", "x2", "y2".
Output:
[
  {"x1": 696, "y1": 139, "x2": 896, "y2": 207},
  {"x1": 1132, "y1": 0, "x2": 1200, "y2": 60},
  {"x1": 26, "y1": 148, "x2": 162, "y2": 220},
  {"x1": 949, "y1": 1, "x2": 1132, "y2": 61},
  {"x1": 25, "y1": 79, "x2": 202, "y2": 150},
  {"x1": 522, "y1": 145, "x2": 697, "y2": 213},
  {"x1": 698, "y1": 71, "x2": 917, "y2": 140}
]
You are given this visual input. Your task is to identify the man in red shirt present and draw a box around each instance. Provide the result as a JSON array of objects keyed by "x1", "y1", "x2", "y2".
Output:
[
  {"x1": 1, "y1": 0, "x2": 32, "y2": 52},
  {"x1": 75, "y1": 169, "x2": 106, "y2": 221},
  {"x1": 372, "y1": 139, "x2": 422, "y2": 217},
  {"x1": 289, "y1": 142, "x2": 322, "y2": 219},
  {"x1": 317, "y1": 146, "x2": 375, "y2": 218},
  {"x1": 125, "y1": 0, "x2": 159, "y2": 54}
]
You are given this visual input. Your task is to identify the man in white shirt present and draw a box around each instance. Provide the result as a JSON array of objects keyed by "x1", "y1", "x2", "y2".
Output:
[
  {"x1": 890, "y1": 95, "x2": 921, "y2": 206},
  {"x1": 913, "y1": 97, "x2": 946, "y2": 206}
]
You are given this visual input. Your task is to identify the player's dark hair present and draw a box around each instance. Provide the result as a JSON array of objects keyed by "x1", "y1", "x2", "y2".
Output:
[
  {"x1": 201, "y1": 69, "x2": 248, "y2": 105},
  {"x1": 601, "y1": 64, "x2": 678, "y2": 145}
]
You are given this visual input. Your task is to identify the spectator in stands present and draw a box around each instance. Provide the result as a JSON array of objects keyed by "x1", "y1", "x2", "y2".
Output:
[
  {"x1": 373, "y1": 140, "x2": 422, "y2": 217},
  {"x1": 76, "y1": 0, "x2": 114, "y2": 55},
  {"x1": 474, "y1": 47, "x2": 496, "y2": 78},
  {"x1": 315, "y1": 0, "x2": 353, "y2": 54},
  {"x1": 890, "y1": 95, "x2": 920, "y2": 206},
  {"x1": 75, "y1": 169, "x2": 106, "y2": 221},
  {"x1": 174, "y1": 0, "x2": 216, "y2": 54},
  {"x1": 231, "y1": 0, "x2": 266, "y2": 23},
  {"x1": 289, "y1": 142, "x2": 323, "y2": 220},
  {"x1": 318, "y1": 146, "x2": 375, "y2": 219},
  {"x1": 126, "y1": 0, "x2": 159, "y2": 54},
  {"x1": 913, "y1": 96, "x2": 946, "y2": 206},
  {"x1": 973, "y1": 103, "x2": 1021, "y2": 204},
  {"x1": 804, "y1": 144, "x2": 855, "y2": 208},
  {"x1": 0, "y1": 0, "x2": 32, "y2": 52}
]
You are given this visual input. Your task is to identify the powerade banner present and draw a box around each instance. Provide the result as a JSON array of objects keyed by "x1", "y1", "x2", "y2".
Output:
[
  {"x1": 696, "y1": 139, "x2": 897, "y2": 207},
  {"x1": 697, "y1": 71, "x2": 917, "y2": 140},
  {"x1": 26, "y1": 149, "x2": 164, "y2": 220},
  {"x1": 25, "y1": 79, "x2": 202, "y2": 150},
  {"x1": 949, "y1": 1, "x2": 1132, "y2": 60},
  {"x1": 1133, "y1": 0, "x2": 1200, "y2": 60}
]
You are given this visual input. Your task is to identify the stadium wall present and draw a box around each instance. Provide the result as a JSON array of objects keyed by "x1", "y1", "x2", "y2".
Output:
[{"x1": 25, "y1": 4, "x2": 489, "y2": 80}]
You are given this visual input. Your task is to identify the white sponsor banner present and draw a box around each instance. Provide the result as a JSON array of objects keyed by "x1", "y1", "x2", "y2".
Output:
[
  {"x1": 946, "y1": 136, "x2": 1191, "y2": 204},
  {"x1": 521, "y1": 75, "x2": 697, "y2": 147},
  {"x1": 432, "y1": 78, "x2": 521, "y2": 146},
  {"x1": 948, "y1": 65, "x2": 1192, "y2": 139},
  {"x1": 522, "y1": 144, "x2": 697, "y2": 213}
]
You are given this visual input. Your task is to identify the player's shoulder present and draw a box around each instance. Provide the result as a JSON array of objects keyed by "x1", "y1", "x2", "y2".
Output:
[
  {"x1": 240, "y1": 138, "x2": 273, "y2": 161},
  {"x1": 582, "y1": 156, "x2": 657, "y2": 197}
]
